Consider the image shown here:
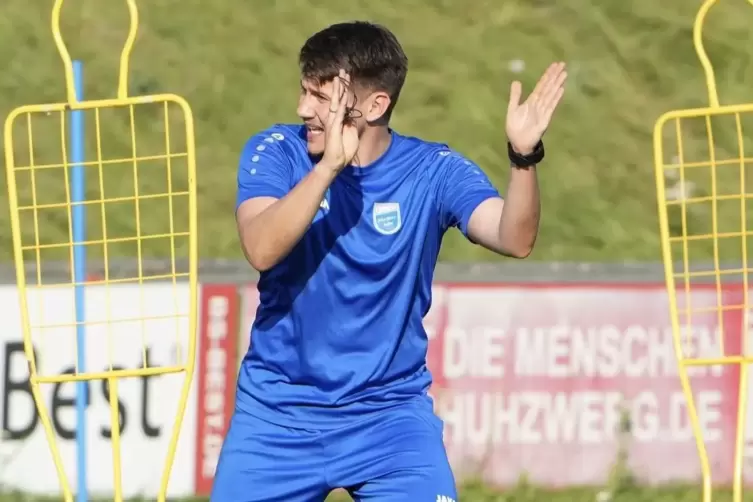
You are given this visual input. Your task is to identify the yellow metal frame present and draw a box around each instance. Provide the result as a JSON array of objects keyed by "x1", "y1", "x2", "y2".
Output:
[
  {"x1": 2, "y1": 0, "x2": 198, "y2": 501},
  {"x1": 653, "y1": 0, "x2": 753, "y2": 500}
]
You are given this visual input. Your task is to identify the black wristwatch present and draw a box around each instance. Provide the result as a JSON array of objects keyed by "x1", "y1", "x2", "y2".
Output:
[{"x1": 508, "y1": 140, "x2": 545, "y2": 168}]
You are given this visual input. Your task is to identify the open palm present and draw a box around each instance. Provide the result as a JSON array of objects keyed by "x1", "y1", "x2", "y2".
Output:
[
  {"x1": 322, "y1": 70, "x2": 360, "y2": 171},
  {"x1": 506, "y1": 62, "x2": 567, "y2": 154}
]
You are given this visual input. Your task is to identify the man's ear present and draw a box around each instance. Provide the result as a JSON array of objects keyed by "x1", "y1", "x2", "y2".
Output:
[{"x1": 364, "y1": 91, "x2": 392, "y2": 124}]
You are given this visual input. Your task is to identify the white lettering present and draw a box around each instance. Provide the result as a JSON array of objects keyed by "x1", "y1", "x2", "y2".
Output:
[
  {"x1": 443, "y1": 327, "x2": 505, "y2": 378},
  {"x1": 202, "y1": 295, "x2": 229, "y2": 478},
  {"x1": 438, "y1": 390, "x2": 724, "y2": 446},
  {"x1": 631, "y1": 391, "x2": 659, "y2": 441},
  {"x1": 513, "y1": 325, "x2": 722, "y2": 378}
]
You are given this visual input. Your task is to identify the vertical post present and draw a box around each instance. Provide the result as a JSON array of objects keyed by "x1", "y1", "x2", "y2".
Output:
[{"x1": 70, "y1": 59, "x2": 88, "y2": 502}]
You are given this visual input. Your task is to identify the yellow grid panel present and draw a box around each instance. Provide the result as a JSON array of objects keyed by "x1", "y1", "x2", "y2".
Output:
[
  {"x1": 3, "y1": 0, "x2": 198, "y2": 501},
  {"x1": 653, "y1": 0, "x2": 753, "y2": 501}
]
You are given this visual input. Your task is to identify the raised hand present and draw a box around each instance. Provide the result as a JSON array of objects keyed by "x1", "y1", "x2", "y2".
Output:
[
  {"x1": 321, "y1": 69, "x2": 360, "y2": 171},
  {"x1": 506, "y1": 62, "x2": 567, "y2": 155}
]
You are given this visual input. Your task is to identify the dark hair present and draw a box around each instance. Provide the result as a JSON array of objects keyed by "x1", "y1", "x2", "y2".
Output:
[{"x1": 299, "y1": 21, "x2": 408, "y2": 121}]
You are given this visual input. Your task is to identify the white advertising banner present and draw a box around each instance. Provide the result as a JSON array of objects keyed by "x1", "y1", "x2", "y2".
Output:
[{"x1": 0, "y1": 283, "x2": 197, "y2": 498}]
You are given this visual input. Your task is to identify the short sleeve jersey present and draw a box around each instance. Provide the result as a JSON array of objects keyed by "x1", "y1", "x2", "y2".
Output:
[{"x1": 235, "y1": 124, "x2": 501, "y2": 428}]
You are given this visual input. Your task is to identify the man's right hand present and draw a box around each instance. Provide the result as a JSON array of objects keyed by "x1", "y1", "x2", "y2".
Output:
[
  {"x1": 236, "y1": 70, "x2": 360, "y2": 272},
  {"x1": 320, "y1": 69, "x2": 360, "y2": 172}
]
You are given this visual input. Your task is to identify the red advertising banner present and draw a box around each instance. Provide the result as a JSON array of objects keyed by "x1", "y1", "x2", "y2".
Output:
[
  {"x1": 228, "y1": 282, "x2": 752, "y2": 488},
  {"x1": 426, "y1": 283, "x2": 742, "y2": 487},
  {"x1": 194, "y1": 284, "x2": 240, "y2": 496}
]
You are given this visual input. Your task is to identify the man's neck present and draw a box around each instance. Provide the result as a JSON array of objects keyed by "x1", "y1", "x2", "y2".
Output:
[{"x1": 352, "y1": 126, "x2": 392, "y2": 167}]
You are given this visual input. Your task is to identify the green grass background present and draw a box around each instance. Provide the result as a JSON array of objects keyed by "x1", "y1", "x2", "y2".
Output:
[{"x1": 2, "y1": 0, "x2": 753, "y2": 265}]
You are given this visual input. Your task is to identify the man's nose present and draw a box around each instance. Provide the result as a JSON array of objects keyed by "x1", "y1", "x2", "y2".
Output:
[{"x1": 297, "y1": 95, "x2": 316, "y2": 120}]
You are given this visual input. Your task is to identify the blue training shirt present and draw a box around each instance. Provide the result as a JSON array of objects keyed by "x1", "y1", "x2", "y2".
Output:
[{"x1": 235, "y1": 124, "x2": 501, "y2": 429}]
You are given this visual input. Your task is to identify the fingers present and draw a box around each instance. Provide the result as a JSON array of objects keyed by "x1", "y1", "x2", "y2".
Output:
[
  {"x1": 334, "y1": 70, "x2": 351, "y2": 125},
  {"x1": 528, "y1": 62, "x2": 557, "y2": 100},
  {"x1": 539, "y1": 70, "x2": 567, "y2": 126},
  {"x1": 326, "y1": 71, "x2": 342, "y2": 127},
  {"x1": 547, "y1": 87, "x2": 565, "y2": 118},
  {"x1": 530, "y1": 62, "x2": 566, "y2": 101},
  {"x1": 539, "y1": 65, "x2": 567, "y2": 112},
  {"x1": 508, "y1": 81, "x2": 522, "y2": 114},
  {"x1": 326, "y1": 69, "x2": 354, "y2": 131}
]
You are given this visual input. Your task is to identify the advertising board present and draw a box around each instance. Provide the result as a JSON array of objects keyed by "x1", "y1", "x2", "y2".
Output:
[{"x1": 0, "y1": 283, "x2": 197, "y2": 498}]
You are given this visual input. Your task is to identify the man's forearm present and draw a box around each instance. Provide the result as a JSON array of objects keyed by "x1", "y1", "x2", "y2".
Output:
[
  {"x1": 239, "y1": 163, "x2": 337, "y2": 271},
  {"x1": 498, "y1": 166, "x2": 541, "y2": 258}
]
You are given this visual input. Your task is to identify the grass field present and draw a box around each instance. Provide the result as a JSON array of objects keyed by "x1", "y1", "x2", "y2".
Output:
[{"x1": 2, "y1": 0, "x2": 753, "y2": 264}]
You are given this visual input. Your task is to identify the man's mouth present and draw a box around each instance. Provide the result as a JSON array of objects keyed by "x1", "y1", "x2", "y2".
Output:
[{"x1": 305, "y1": 124, "x2": 324, "y2": 138}]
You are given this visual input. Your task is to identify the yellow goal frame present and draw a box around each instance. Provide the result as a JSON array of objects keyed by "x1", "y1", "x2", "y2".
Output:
[
  {"x1": 653, "y1": 0, "x2": 753, "y2": 501},
  {"x1": 2, "y1": 0, "x2": 199, "y2": 501}
]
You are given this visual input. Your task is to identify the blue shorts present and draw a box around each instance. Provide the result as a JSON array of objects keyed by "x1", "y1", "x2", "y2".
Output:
[{"x1": 210, "y1": 399, "x2": 457, "y2": 502}]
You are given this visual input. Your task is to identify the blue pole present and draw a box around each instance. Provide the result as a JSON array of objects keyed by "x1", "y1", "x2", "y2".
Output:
[{"x1": 70, "y1": 60, "x2": 88, "y2": 502}]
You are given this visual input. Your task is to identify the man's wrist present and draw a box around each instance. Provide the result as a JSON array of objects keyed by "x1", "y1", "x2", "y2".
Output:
[
  {"x1": 508, "y1": 140, "x2": 544, "y2": 168},
  {"x1": 313, "y1": 161, "x2": 340, "y2": 184},
  {"x1": 509, "y1": 143, "x2": 534, "y2": 156}
]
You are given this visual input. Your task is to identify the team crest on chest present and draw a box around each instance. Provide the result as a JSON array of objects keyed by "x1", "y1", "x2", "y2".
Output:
[{"x1": 372, "y1": 202, "x2": 402, "y2": 235}]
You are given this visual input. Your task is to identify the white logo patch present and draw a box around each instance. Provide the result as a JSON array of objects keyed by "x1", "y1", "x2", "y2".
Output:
[{"x1": 372, "y1": 202, "x2": 402, "y2": 235}]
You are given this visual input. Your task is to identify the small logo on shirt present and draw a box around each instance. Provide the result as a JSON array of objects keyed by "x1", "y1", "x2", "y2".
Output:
[
  {"x1": 436, "y1": 496, "x2": 455, "y2": 502},
  {"x1": 372, "y1": 202, "x2": 402, "y2": 235},
  {"x1": 319, "y1": 188, "x2": 331, "y2": 213}
]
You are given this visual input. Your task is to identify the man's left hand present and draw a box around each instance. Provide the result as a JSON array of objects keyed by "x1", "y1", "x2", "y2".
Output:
[{"x1": 506, "y1": 62, "x2": 567, "y2": 155}]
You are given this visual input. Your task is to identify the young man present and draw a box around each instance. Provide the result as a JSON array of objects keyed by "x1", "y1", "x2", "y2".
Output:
[{"x1": 213, "y1": 21, "x2": 566, "y2": 502}]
